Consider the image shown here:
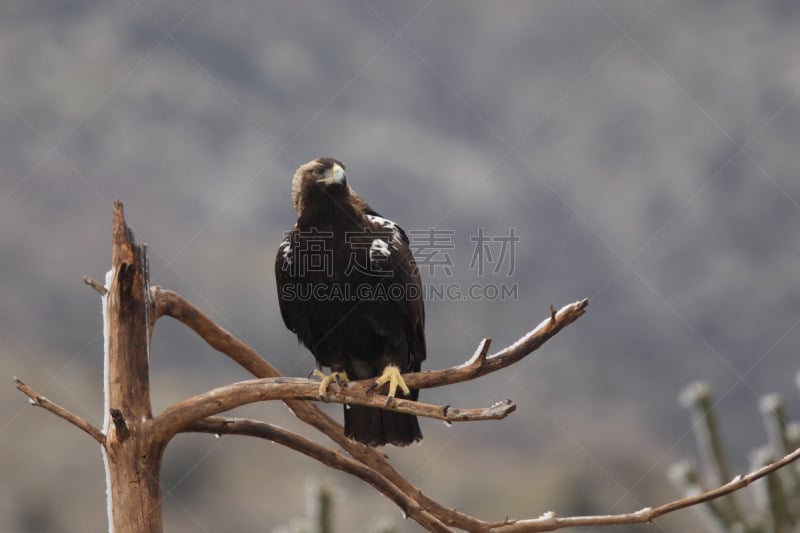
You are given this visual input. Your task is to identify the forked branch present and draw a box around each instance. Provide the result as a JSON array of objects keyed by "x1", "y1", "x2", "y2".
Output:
[
  {"x1": 151, "y1": 287, "x2": 586, "y2": 531},
  {"x1": 150, "y1": 286, "x2": 586, "y2": 437}
]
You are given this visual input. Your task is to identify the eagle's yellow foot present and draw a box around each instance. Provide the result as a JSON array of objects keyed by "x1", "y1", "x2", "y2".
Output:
[
  {"x1": 311, "y1": 369, "x2": 349, "y2": 401},
  {"x1": 367, "y1": 365, "x2": 410, "y2": 406}
]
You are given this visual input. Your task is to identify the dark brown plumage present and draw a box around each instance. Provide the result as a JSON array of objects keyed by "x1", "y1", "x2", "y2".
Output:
[{"x1": 275, "y1": 158, "x2": 425, "y2": 446}]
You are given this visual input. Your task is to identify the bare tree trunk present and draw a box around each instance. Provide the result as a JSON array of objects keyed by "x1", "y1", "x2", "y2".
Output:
[{"x1": 103, "y1": 201, "x2": 163, "y2": 533}]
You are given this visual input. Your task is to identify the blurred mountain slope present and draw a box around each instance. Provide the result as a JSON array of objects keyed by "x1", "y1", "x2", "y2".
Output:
[{"x1": 2, "y1": 1, "x2": 800, "y2": 531}]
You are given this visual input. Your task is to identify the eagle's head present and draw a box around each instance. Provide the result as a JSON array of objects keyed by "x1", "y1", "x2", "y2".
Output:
[{"x1": 291, "y1": 157, "x2": 348, "y2": 215}]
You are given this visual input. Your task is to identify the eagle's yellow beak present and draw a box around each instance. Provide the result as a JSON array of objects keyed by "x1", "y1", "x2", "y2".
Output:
[{"x1": 318, "y1": 163, "x2": 346, "y2": 185}]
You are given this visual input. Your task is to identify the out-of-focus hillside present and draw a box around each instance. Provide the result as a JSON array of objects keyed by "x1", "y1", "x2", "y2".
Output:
[{"x1": 2, "y1": 1, "x2": 800, "y2": 531}]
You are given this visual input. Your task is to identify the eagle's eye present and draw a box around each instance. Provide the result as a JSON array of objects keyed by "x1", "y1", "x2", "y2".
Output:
[{"x1": 313, "y1": 167, "x2": 324, "y2": 176}]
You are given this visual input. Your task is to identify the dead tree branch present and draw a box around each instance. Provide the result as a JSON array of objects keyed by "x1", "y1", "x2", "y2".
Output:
[
  {"x1": 151, "y1": 286, "x2": 584, "y2": 531},
  {"x1": 186, "y1": 417, "x2": 451, "y2": 532},
  {"x1": 152, "y1": 377, "x2": 516, "y2": 440},
  {"x1": 13, "y1": 376, "x2": 105, "y2": 444},
  {"x1": 83, "y1": 275, "x2": 108, "y2": 296},
  {"x1": 491, "y1": 446, "x2": 800, "y2": 532},
  {"x1": 341, "y1": 298, "x2": 590, "y2": 395},
  {"x1": 151, "y1": 285, "x2": 489, "y2": 528},
  {"x1": 150, "y1": 287, "x2": 589, "y2": 390}
]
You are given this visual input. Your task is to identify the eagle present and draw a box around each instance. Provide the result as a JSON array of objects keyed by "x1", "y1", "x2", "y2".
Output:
[{"x1": 275, "y1": 157, "x2": 425, "y2": 446}]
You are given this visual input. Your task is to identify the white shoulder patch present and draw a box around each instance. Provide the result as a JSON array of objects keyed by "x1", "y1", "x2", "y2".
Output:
[
  {"x1": 366, "y1": 214, "x2": 403, "y2": 246},
  {"x1": 370, "y1": 238, "x2": 391, "y2": 261},
  {"x1": 279, "y1": 237, "x2": 292, "y2": 265}
]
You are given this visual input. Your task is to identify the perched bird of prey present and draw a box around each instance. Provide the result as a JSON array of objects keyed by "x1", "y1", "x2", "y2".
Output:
[{"x1": 275, "y1": 157, "x2": 425, "y2": 446}]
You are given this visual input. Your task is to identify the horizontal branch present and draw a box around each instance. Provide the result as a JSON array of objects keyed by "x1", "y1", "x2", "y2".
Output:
[
  {"x1": 492, "y1": 446, "x2": 800, "y2": 532},
  {"x1": 185, "y1": 417, "x2": 450, "y2": 532},
  {"x1": 13, "y1": 377, "x2": 105, "y2": 445},
  {"x1": 151, "y1": 377, "x2": 516, "y2": 439}
]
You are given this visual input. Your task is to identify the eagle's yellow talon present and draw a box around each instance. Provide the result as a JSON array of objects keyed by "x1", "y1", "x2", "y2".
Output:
[
  {"x1": 371, "y1": 365, "x2": 410, "y2": 405},
  {"x1": 312, "y1": 369, "x2": 348, "y2": 401}
]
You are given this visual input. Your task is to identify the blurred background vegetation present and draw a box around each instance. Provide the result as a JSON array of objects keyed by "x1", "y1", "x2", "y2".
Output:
[
  {"x1": 671, "y1": 381, "x2": 800, "y2": 532},
  {"x1": 2, "y1": 1, "x2": 800, "y2": 531}
]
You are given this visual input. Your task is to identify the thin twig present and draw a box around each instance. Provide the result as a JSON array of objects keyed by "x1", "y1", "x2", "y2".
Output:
[
  {"x1": 13, "y1": 377, "x2": 105, "y2": 445},
  {"x1": 492, "y1": 447, "x2": 800, "y2": 532},
  {"x1": 83, "y1": 275, "x2": 108, "y2": 296},
  {"x1": 185, "y1": 417, "x2": 450, "y2": 532},
  {"x1": 668, "y1": 459, "x2": 734, "y2": 531}
]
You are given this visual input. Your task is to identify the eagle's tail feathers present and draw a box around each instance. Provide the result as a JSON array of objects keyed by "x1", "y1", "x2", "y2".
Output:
[{"x1": 344, "y1": 404, "x2": 422, "y2": 447}]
